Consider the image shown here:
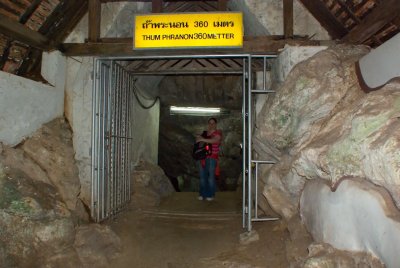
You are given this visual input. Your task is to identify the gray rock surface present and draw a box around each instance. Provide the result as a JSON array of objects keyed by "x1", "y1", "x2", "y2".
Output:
[
  {"x1": 74, "y1": 224, "x2": 122, "y2": 268},
  {"x1": 296, "y1": 243, "x2": 384, "y2": 268},
  {"x1": 22, "y1": 118, "x2": 84, "y2": 214},
  {"x1": 157, "y1": 75, "x2": 243, "y2": 191},
  {"x1": 254, "y1": 44, "x2": 400, "y2": 266},
  {"x1": 131, "y1": 160, "x2": 175, "y2": 208},
  {"x1": 0, "y1": 162, "x2": 77, "y2": 267},
  {"x1": 0, "y1": 118, "x2": 122, "y2": 267}
]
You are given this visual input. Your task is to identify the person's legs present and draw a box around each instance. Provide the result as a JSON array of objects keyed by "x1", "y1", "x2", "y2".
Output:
[
  {"x1": 206, "y1": 158, "x2": 217, "y2": 198},
  {"x1": 198, "y1": 161, "x2": 207, "y2": 199}
]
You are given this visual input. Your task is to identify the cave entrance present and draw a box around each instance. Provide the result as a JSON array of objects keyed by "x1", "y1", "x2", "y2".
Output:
[{"x1": 91, "y1": 54, "x2": 277, "y2": 231}]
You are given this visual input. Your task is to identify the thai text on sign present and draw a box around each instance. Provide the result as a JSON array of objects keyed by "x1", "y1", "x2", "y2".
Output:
[{"x1": 133, "y1": 12, "x2": 243, "y2": 49}]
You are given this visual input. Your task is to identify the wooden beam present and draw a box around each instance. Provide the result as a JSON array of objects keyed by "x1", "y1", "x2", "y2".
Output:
[
  {"x1": 152, "y1": 0, "x2": 163, "y2": 13},
  {"x1": 19, "y1": 0, "x2": 42, "y2": 24},
  {"x1": 298, "y1": 0, "x2": 347, "y2": 39},
  {"x1": 100, "y1": 0, "x2": 221, "y2": 2},
  {"x1": 61, "y1": 36, "x2": 321, "y2": 56},
  {"x1": 217, "y1": 0, "x2": 227, "y2": 11},
  {"x1": 88, "y1": 0, "x2": 101, "y2": 42},
  {"x1": 51, "y1": 1, "x2": 88, "y2": 45},
  {"x1": 283, "y1": 0, "x2": 293, "y2": 38},
  {"x1": 0, "y1": 16, "x2": 50, "y2": 50},
  {"x1": 342, "y1": 0, "x2": 400, "y2": 44}
]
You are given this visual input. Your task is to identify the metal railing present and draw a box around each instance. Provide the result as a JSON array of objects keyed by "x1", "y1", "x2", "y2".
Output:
[{"x1": 242, "y1": 55, "x2": 280, "y2": 232}]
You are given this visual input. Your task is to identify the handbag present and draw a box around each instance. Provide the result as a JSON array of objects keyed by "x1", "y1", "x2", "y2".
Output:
[{"x1": 192, "y1": 131, "x2": 212, "y2": 160}]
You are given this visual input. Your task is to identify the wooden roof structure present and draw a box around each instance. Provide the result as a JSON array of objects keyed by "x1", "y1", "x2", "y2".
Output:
[{"x1": 0, "y1": 0, "x2": 399, "y2": 78}]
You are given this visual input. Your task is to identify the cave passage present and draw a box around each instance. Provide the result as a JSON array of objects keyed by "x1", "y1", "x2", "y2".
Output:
[{"x1": 91, "y1": 54, "x2": 277, "y2": 233}]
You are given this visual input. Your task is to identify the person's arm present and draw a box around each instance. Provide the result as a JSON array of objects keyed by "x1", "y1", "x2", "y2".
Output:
[{"x1": 196, "y1": 132, "x2": 221, "y2": 143}]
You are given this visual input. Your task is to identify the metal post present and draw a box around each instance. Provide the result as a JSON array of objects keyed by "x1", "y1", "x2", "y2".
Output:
[
  {"x1": 91, "y1": 59, "x2": 99, "y2": 221},
  {"x1": 247, "y1": 55, "x2": 252, "y2": 232},
  {"x1": 242, "y1": 57, "x2": 247, "y2": 229},
  {"x1": 263, "y1": 57, "x2": 266, "y2": 91},
  {"x1": 251, "y1": 160, "x2": 279, "y2": 222}
]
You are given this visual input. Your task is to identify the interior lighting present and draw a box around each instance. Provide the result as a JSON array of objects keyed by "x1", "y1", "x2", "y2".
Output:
[{"x1": 170, "y1": 106, "x2": 224, "y2": 116}]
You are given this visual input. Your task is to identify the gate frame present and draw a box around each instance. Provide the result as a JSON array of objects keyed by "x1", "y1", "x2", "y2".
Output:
[{"x1": 91, "y1": 54, "x2": 278, "y2": 231}]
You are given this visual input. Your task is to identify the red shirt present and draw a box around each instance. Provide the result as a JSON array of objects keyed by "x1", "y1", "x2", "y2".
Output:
[{"x1": 207, "y1": 130, "x2": 222, "y2": 159}]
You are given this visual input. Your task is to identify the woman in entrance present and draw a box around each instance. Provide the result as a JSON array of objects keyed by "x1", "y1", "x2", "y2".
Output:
[{"x1": 196, "y1": 118, "x2": 222, "y2": 201}]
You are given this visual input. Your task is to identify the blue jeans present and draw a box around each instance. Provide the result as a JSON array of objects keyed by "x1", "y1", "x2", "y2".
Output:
[{"x1": 198, "y1": 158, "x2": 217, "y2": 198}]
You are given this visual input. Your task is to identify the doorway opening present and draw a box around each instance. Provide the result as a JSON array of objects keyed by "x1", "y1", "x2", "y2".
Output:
[{"x1": 91, "y1": 54, "x2": 277, "y2": 231}]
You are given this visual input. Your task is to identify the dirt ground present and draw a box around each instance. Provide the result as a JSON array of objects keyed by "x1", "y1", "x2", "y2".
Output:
[{"x1": 108, "y1": 192, "x2": 289, "y2": 268}]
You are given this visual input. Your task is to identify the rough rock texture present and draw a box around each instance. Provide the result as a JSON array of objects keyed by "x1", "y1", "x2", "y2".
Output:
[
  {"x1": 131, "y1": 160, "x2": 175, "y2": 208},
  {"x1": 0, "y1": 118, "x2": 122, "y2": 267},
  {"x1": 0, "y1": 161, "x2": 76, "y2": 267},
  {"x1": 285, "y1": 215, "x2": 313, "y2": 264},
  {"x1": 254, "y1": 45, "x2": 400, "y2": 266},
  {"x1": 157, "y1": 75, "x2": 243, "y2": 191},
  {"x1": 21, "y1": 118, "x2": 86, "y2": 216},
  {"x1": 74, "y1": 224, "x2": 122, "y2": 268},
  {"x1": 294, "y1": 84, "x2": 400, "y2": 207},
  {"x1": 255, "y1": 45, "x2": 370, "y2": 218},
  {"x1": 255, "y1": 45, "x2": 368, "y2": 154},
  {"x1": 296, "y1": 243, "x2": 384, "y2": 268},
  {"x1": 159, "y1": 109, "x2": 243, "y2": 191}
]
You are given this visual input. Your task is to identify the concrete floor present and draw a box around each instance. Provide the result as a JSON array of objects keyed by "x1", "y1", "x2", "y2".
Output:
[{"x1": 109, "y1": 192, "x2": 288, "y2": 268}]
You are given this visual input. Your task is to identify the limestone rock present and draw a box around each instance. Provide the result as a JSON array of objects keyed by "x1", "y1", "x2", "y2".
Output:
[
  {"x1": 255, "y1": 45, "x2": 368, "y2": 155},
  {"x1": 300, "y1": 179, "x2": 400, "y2": 268},
  {"x1": 285, "y1": 215, "x2": 313, "y2": 264},
  {"x1": 74, "y1": 224, "x2": 122, "y2": 268},
  {"x1": 239, "y1": 230, "x2": 259, "y2": 245},
  {"x1": 294, "y1": 83, "x2": 400, "y2": 207},
  {"x1": 0, "y1": 163, "x2": 78, "y2": 267},
  {"x1": 255, "y1": 46, "x2": 400, "y2": 221},
  {"x1": 260, "y1": 157, "x2": 301, "y2": 219},
  {"x1": 297, "y1": 243, "x2": 385, "y2": 268},
  {"x1": 1, "y1": 145, "x2": 51, "y2": 185},
  {"x1": 43, "y1": 248, "x2": 82, "y2": 268},
  {"x1": 131, "y1": 160, "x2": 175, "y2": 208},
  {"x1": 21, "y1": 118, "x2": 85, "y2": 216}
]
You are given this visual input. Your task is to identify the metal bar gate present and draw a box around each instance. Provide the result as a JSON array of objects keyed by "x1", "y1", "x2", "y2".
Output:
[
  {"x1": 91, "y1": 60, "x2": 134, "y2": 222},
  {"x1": 91, "y1": 54, "x2": 278, "y2": 229}
]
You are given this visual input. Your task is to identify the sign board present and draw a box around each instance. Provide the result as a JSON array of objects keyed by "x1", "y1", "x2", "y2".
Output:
[{"x1": 133, "y1": 12, "x2": 243, "y2": 49}]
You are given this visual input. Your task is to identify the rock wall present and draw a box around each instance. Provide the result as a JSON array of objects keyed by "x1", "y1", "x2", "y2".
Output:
[
  {"x1": 301, "y1": 179, "x2": 400, "y2": 268},
  {"x1": 255, "y1": 44, "x2": 400, "y2": 266},
  {"x1": 157, "y1": 75, "x2": 243, "y2": 191},
  {"x1": 0, "y1": 118, "x2": 121, "y2": 267},
  {"x1": 130, "y1": 160, "x2": 175, "y2": 208}
]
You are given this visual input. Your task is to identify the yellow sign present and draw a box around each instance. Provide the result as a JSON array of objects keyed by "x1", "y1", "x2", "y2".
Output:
[{"x1": 133, "y1": 12, "x2": 243, "y2": 49}]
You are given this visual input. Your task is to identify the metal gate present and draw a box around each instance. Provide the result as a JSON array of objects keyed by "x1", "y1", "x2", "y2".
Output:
[
  {"x1": 91, "y1": 60, "x2": 134, "y2": 222},
  {"x1": 91, "y1": 54, "x2": 278, "y2": 230}
]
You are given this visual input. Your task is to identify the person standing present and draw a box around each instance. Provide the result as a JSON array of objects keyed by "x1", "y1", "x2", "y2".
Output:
[{"x1": 196, "y1": 117, "x2": 222, "y2": 201}]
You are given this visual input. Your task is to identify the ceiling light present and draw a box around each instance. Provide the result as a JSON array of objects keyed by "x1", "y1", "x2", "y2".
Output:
[{"x1": 170, "y1": 106, "x2": 227, "y2": 116}]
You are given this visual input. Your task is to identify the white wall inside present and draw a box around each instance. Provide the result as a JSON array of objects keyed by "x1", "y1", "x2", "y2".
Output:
[
  {"x1": 0, "y1": 54, "x2": 64, "y2": 146},
  {"x1": 131, "y1": 88, "x2": 160, "y2": 167}
]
